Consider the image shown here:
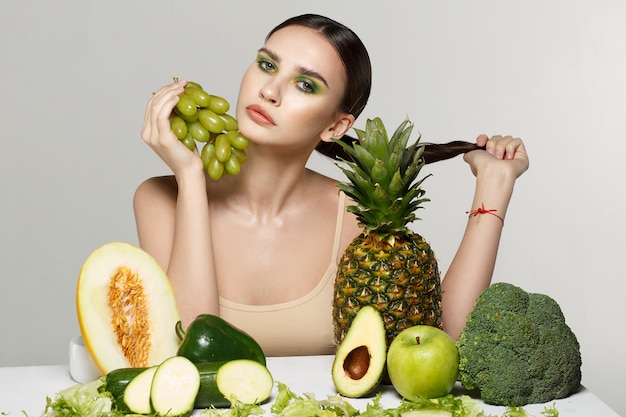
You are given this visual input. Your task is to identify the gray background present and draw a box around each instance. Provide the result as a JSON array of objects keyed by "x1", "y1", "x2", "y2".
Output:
[{"x1": 1, "y1": 1, "x2": 624, "y2": 415}]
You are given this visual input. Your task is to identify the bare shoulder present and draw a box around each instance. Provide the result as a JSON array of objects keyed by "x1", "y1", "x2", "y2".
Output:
[{"x1": 133, "y1": 175, "x2": 178, "y2": 209}]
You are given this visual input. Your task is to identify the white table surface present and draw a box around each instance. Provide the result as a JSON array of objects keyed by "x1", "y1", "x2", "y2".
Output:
[{"x1": 0, "y1": 355, "x2": 620, "y2": 417}]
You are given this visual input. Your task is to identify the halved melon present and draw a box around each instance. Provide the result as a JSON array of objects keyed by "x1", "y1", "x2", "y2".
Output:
[{"x1": 76, "y1": 241, "x2": 181, "y2": 374}]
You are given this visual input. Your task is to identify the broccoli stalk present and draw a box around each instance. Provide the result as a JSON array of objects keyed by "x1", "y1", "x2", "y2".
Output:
[{"x1": 456, "y1": 282, "x2": 582, "y2": 407}]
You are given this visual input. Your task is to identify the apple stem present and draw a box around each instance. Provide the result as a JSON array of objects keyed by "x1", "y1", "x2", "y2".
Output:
[{"x1": 415, "y1": 336, "x2": 420, "y2": 345}]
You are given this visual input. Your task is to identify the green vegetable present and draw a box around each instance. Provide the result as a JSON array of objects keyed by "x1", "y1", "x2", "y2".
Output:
[
  {"x1": 456, "y1": 282, "x2": 582, "y2": 407},
  {"x1": 501, "y1": 405, "x2": 559, "y2": 417},
  {"x1": 40, "y1": 378, "x2": 123, "y2": 417},
  {"x1": 105, "y1": 359, "x2": 272, "y2": 409},
  {"x1": 150, "y1": 356, "x2": 200, "y2": 417},
  {"x1": 176, "y1": 314, "x2": 266, "y2": 366},
  {"x1": 118, "y1": 366, "x2": 157, "y2": 413}
]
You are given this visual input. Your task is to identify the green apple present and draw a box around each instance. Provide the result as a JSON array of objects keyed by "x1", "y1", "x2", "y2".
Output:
[{"x1": 386, "y1": 325, "x2": 459, "y2": 400}]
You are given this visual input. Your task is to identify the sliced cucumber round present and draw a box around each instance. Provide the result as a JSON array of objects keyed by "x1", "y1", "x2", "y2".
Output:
[
  {"x1": 150, "y1": 356, "x2": 200, "y2": 417},
  {"x1": 216, "y1": 359, "x2": 273, "y2": 405},
  {"x1": 122, "y1": 365, "x2": 157, "y2": 414}
]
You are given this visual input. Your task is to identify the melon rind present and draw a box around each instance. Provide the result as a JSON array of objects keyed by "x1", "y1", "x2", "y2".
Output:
[{"x1": 76, "y1": 241, "x2": 181, "y2": 374}]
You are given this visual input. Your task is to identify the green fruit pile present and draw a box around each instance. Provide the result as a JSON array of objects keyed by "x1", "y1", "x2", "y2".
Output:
[{"x1": 170, "y1": 80, "x2": 249, "y2": 180}]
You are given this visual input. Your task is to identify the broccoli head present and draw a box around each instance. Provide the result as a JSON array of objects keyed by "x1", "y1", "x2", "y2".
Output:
[{"x1": 456, "y1": 282, "x2": 582, "y2": 406}]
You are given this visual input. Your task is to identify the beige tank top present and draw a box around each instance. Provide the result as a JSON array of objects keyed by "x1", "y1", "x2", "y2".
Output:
[{"x1": 219, "y1": 192, "x2": 347, "y2": 357}]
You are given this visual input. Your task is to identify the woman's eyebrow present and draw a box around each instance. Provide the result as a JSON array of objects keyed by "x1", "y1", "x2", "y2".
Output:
[
  {"x1": 259, "y1": 47, "x2": 280, "y2": 63},
  {"x1": 258, "y1": 47, "x2": 329, "y2": 89}
]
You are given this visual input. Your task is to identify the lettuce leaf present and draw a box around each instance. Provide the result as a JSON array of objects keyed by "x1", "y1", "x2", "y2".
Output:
[
  {"x1": 198, "y1": 398, "x2": 265, "y2": 417},
  {"x1": 270, "y1": 382, "x2": 359, "y2": 417},
  {"x1": 39, "y1": 377, "x2": 123, "y2": 417}
]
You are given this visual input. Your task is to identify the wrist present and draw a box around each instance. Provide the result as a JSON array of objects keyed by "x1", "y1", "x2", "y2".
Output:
[
  {"x1": 471, "y1": 166, "x2": 516, "y2": 222},
  {"x1": 175, "y1": 166, "x2": 207, "y2": 191},
  {"x1": 475, "y1": 163, "x2": 516, "y2": 188}
]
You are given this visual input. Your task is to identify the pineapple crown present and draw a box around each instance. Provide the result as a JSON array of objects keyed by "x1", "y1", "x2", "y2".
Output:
[{"x1": 334, "y1": 117, "x2": 430, "y2": 235}]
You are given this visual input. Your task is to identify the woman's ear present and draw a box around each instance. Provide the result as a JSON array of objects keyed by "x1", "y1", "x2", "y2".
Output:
[{"x1": 320, "y1": 113, "x2": 355, "y2": 142}]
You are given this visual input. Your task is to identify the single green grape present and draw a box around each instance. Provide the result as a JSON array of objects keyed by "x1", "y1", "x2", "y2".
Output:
[
  {"x1": 180, "y1": 133, "x2": 195, "y2": 151},
  {"x1": 226, "y1": 130, "x2": 250, "y2": 150},
  {"x1": 201, "y1": 142, "x2": 216, "y2": 170},
  {"x1": 176, "y1": 94, "x2": 198, "y2": 117},
  {"x1": 214, "y1": 134, "x2": 232, "y2": 162},
  {"x1": 207, "y1": 155, "x2": 225, "y2": 180},
  {"x1": 185, "y1": 86, "x2": 211, "y2": 108},
  {"x1": 225, "y1": 154, "x2": 241, "y2": 175},
  {"x1": 230, "y1": 147, "x2": 247, "y2": 164},
  {"x1": 208, "y1": 95, "x2": 230, "y2": 114},
  {"x1": 170, "y1": 116, "x2": 188, "y2": 140},
  {"x1": 187, "y1": 120, "x2": 210, "y2": 142},
  {"x1": 185, "y1": 81, "x2": 203, "y2": 90},
  {"x1": 219, "y1": 113, "x2": 238, "y2": 131},
  {"x1": 174, "y1": 107, "x2": 199, "y2": 122},
  {"x1": 198, "y1": 109, "x2": 226, "y2": 134}
]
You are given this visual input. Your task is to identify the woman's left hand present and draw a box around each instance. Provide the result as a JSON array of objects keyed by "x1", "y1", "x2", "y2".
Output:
[{"x1": 464, "y1": 134, "x2": 529, "y2": 180}]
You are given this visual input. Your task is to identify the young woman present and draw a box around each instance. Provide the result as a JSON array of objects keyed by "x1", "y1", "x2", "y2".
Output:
[{"x1": 135, "y1": 14, "x2": 529, "y2": 356}]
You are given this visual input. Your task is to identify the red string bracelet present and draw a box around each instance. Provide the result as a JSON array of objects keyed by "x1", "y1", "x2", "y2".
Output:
[{"x1": 466, "y1": 203, "x2": 504, "y2": 224}]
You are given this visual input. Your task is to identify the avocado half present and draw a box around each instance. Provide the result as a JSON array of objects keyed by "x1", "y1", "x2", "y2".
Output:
[{"x1": 332, "y1": 305, "x2": 387, "y2": 398}]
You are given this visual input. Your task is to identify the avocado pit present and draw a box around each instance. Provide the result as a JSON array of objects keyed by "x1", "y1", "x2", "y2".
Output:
[{"x1": 343, "y1": 345, "x2": 370, "y2": 380}]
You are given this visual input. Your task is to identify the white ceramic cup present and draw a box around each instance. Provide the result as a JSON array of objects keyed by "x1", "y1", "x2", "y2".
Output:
[{"x1": 69, "y1": 336, "x2": 102, "y2": 383}]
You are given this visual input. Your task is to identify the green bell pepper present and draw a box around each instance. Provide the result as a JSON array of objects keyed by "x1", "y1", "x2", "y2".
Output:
[{"x1": 176, "y1": 314, "x2": 266, "y2": 365}]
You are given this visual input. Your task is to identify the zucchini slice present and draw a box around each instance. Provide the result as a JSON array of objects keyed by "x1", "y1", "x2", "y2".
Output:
[
  {"x1": 150, "y1": 356, "x2": 200, "y2": 417},
  {"x1": 105, "y1": 358, "x2": 274, "y2": 410},
  {"x1": 122, "y1": 365, "x2": 157, "y2": 414},
  {"x1": 215, "y1": 359, "x2": 273, "y2": 405}
]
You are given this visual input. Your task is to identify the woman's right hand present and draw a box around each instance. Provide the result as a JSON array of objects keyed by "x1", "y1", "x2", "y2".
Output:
[{"x1": 141, "y1": 80, "x2": 204, "y2": 177}]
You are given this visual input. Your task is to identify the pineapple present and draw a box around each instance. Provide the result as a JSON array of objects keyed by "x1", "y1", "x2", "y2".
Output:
[{"x1": 333, "y1": 117, "x2": 442, "y2": 349}]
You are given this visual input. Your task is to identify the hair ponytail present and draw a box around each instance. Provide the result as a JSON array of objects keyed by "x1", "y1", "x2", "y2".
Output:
[{"x1": 316, "y1": 135, "x2": 483, "y2": 165}]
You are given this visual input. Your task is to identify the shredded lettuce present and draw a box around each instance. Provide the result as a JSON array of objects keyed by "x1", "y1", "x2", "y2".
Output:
[
  {"x1": 39, "y1": 377, "x2": 123, "y2": 417},
  {"x1": 37, "y1": 377, "x2": 558, "y2": 417},
  {"x1": 269, "y1": 382, "x2": 359, "y2": 417},
  {"x1": 540, "y1": 404, "x2": 559, "y2": 417},
  {"x1": 198, "y1": 398, "x2": 265, "y2": 417},
  {"x1": 500, "y1": 404, "x2": 558, "y2": 417}
]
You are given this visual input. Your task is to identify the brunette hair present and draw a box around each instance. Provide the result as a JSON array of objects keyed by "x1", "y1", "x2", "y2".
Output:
[{"x1": 269, "y1": 14, "x2": 481, "y2": 164}]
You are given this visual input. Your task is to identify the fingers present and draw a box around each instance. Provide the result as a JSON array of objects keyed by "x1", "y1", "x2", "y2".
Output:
[
  {"x1": 141, "y1": 80, "x2": 186, "y2": 145},
  {"x1": 465, "y1": 133, "x2": 530, "y2": 180},
  {"x1": 480, "y1": 134, "x2": 524, "y2": 160}
]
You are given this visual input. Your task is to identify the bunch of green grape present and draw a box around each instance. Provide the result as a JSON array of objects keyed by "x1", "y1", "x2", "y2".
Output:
[{"x1": 170, "y1": 80, "x2": 249, "y2": 180}]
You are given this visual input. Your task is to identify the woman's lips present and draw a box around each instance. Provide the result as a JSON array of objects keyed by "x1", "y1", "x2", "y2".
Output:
[{"x1": 246, "y1": 105, "x2": 276, "y2": 126}]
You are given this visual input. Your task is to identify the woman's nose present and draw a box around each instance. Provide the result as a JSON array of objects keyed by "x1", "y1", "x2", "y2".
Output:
[{"x1": 259, "y1": 82, "x2": 280, "y2": 106}]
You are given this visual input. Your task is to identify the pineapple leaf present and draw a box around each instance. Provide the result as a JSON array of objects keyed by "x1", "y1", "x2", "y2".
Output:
[
  {"x1": 332, "y1": 138, "x2": 358, "y2": 160},
  {"x1": 353, "y1": 127, "x2": 366, "y2": 142},
  {"x1": 388, "y1": 169, "x2": 404, "y2": 197},
  {"x1": 370, "y1": 159, "x2": 390, "y2": 186},
  {"x1": 338, "y1": 162, "x2": 376, "y2": 197},
  {"x1": 390, "y1": 118, "x2": 414, "y2": 156},
  {"x1": 336, "y1": 182, "x2": 370, "y2": 208},
  {"x1": 352, "y1": 143, "x2": 377, "y2": 173},
  {"x1": 372, "y1": 183, "x2": 392, "y2": 206},
  {"x1": 403, "y1": 151, "x2": 426, "y2": 187},
  {"x1": 366, "y1": 120, "x2": 390, "y2": 161}
]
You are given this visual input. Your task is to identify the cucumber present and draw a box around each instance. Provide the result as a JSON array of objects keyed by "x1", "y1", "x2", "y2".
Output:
[
  {"x1": 121, "y1": 366, "x2": 157, "y2": 414},
  {"x1": 105, "y1": 358, "x2": 273, "y2": 409},
  {"x1": 215, "y1": 359, "x2": 274, "y2": 405},
  {"x1": 105, "y1": 367, "x2": 138, "y2": 401},
  {"x1": 150, "y1": 356, "x2": 200, "y2": 417}
]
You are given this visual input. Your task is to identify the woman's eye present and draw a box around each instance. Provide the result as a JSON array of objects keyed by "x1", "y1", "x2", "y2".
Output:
[
  {"x1": 294, "y1": 78, "x2": 319, "y2": 94},
  {"x1": 257, "y1": 58, "x2": 277, "y2": 73}
]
